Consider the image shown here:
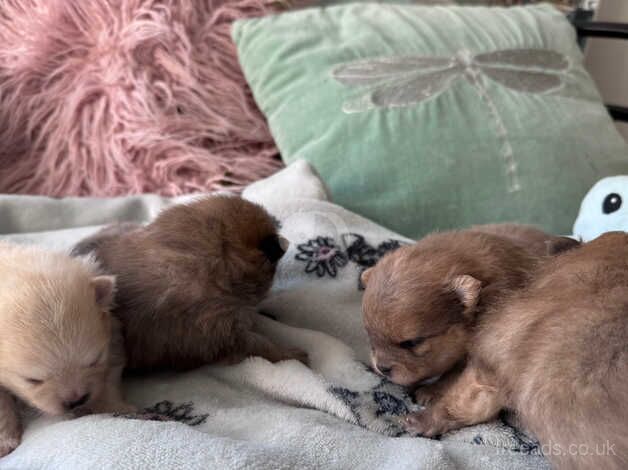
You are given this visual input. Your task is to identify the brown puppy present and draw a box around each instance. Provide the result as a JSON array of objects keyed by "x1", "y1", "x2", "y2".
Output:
[
  {"x1": 72, "y1": 195, "x2": 303, "y2": 371},
  {"x1": 470, "y1": 223, "x2": 570, "y2": 256},
  {"x1": 361, "y1": 224, "x2": 570, "y2": 410},
  {"x1": 402, "y1": 232, "x2": 628, "y2": 469},
  {"x1": 361, "y1": 224, "x2": 556, "y2": 388},
  {"x1": 0, "y1": 243, "x2": 134, "y2": 456}
]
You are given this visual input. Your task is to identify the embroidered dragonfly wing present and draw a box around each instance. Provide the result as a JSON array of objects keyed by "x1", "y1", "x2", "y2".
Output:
[
  {"x1": 333, "y1": 49, "x2": 570, "y2": 113},
  {"x1": 370, "y1": 68, "x2": 463, "y2": 109},
  {"x1": 332, "y1": 56, "x2": 461, "y2": 113},
  {"x1": 474, "y1": 49, "x2": 569, "y2": 70},
  {"x1": 332, "y1": 56, "x2": 454, "y2": 86},
  {"x1": 474, "y1": 49, "x2": 569, "y2": 93}
]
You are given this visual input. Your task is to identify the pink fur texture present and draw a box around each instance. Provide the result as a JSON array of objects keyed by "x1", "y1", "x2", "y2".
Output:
[{"x1": 0, "y1": 0, "x2": 288, "y2": 197}]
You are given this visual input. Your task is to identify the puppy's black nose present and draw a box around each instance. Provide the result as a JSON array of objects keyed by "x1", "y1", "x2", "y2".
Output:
[
  {"x1": 65, "y1": 393, "x2": 90, "y2": 410},
  {"x1": 378, "y1": 365, "x2": 393, "y2": 376}
]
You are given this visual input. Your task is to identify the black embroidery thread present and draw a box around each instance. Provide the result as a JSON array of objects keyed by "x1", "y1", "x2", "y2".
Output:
[
  {"x1": 144, "y1": 401, "x2": 209, "y2": 426},
  {"x1": 115, "y1": 400, "x2": 209, "y2": 426},
  {"x1": 328, "y1": 366, "x2": 417, "y2": 437},
  {"x1": 295, "y1": 236, "x2": 348, "y2": 277},
  {"x1": 343, "y1": 233, "x2": 380, "y2": 267},
  {"x1": 341, "y1": 233, "x2": 404, "y2": 289},
  {"x1": 295, "y1": 233, "x2": 404, "y2": 285},
  {"x1": 372, "y1": 390, "x2": 408, "y2": 417}
]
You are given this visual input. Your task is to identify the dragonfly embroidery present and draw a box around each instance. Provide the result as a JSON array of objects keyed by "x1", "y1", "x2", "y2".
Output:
[{"x1": 332, "y1": 49, "x2": 570, "y2": 192}]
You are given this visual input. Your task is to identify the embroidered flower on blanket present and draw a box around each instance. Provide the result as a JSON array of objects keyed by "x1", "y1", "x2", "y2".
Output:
[
  {"x1": 295, "y1": 233, "x2": 404, "y2": 285},
  {"x1": 342, "y1": 233, "x2": 404, "y2": 289},
  {"x1": 343, "y1": 233, "x2": 402, "y2": 267},
  {"x1": 330, "y1": 375, "x2": 417, "y2": 437},
  {"x1": 115, "y1": 401, "x2": 209, "y2": 426},
  {"x1": 295, "y1": 236, "x2": 348, "y2": 277}
]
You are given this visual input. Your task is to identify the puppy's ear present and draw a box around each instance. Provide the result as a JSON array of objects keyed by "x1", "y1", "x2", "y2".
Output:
[
  {"x1": 450, "y1": 274, "x2": 482, "y2": 316},
  {"x1": 546, "y1": 236, "x2": 581, "y2": 256},
  {"x1": 91, "y1": 275, "x2": 116, "y2": 308},
  {"x1": 361, "y1": 268, "x2": 374, "y2": 287},
  {"x1": 259, "y1": 234, "x2": 288, "y2": 264},
  {"x1": 278, "y1": 235, "x2": 290, "y2": 252}
]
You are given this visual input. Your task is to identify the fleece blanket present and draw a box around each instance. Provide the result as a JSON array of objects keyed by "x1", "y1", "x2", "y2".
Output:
[{"x1": 0, "y1": 161, "x2": 548, "y2": 469}]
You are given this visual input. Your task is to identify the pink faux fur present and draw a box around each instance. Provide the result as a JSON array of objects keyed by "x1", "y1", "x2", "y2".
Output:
[{"x1": 0, "y1": 0, "x2": 289, "y2": 197}]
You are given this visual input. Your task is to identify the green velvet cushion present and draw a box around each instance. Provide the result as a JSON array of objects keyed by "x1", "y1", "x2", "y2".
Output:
[{"x1": 233, "y1": 3, "x2": 628, "y2": 238}]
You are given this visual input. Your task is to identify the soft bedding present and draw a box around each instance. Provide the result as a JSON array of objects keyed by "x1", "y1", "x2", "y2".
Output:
[{"x1": 0, "y1": 161, "x2": 548, "y2": 469}]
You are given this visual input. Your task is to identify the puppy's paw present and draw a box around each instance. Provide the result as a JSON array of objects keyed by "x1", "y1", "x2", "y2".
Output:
[
  {"x1": 0, "y1": 432, "x2": 20, "y2": 457},
  {"x1": 280, "y1": 347, "x2": 309, "y2": 365},
  {"x1": 414, "y1": 387, "x2": 440, "y2": 407},
  {"x1": 400, "y1": 411, "x2": 448, "y2": 438}
]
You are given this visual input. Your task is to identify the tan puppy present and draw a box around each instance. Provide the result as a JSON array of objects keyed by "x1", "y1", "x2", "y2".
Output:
[
  {"x1": 470, "y1": 223, "x2": 573, "y2": 256},
  {"x1": 72, "y1": 195, "x2": 304, "y2": 371},
  {"x1": 0, "y1": 242, "x2": 134, "y2": 456},
  {"x1": 360, "y1": 224, "x2": 558, "y2": 390},
  {"x1": 402, "y1": 232, "x2": 628, "y2": 469}
]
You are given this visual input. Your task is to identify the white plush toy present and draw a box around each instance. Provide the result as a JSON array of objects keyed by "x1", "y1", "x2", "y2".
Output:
[{"x1": 574, "y1": 176, "x2": 628, "y2": 241}]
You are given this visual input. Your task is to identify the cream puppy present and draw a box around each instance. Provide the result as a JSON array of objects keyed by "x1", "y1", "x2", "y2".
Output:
[{"x1": 0, "y1": 242, "x2": 134, "y2": 456}]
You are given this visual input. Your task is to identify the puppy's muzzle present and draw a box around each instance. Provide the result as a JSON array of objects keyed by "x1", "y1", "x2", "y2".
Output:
[{"x1": 64, "y1": 393, "x2": 90, "y2": 411}]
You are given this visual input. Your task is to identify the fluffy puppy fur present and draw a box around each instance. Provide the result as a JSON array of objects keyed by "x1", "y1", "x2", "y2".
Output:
[
  {"x1": 469, "y1": 223, "x2": 571, "y2": 256},
  {"x1": 0, "y1": 242, "x2": 134, "y2": 456},
  {"x1": 360, "y1": 224, "x2": 558, "y2": 389},
  {"x1": 72, "y1": 195, "x2": 303, "y2": 371},
  {"x1": 402, "y1": 232, "x2": 628, "y2": 469}
]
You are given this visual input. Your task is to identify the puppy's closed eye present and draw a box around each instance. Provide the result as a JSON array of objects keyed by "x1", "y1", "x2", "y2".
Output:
[
  {"x1": 25, "y1": 377, "x2": 44, "y2": 386},
  {"x1": 399, "y1": 337, "x2": 425, "y2": 349},
  {"x1": 87, "y1": 349, "x2": 107, "y2": 368}
]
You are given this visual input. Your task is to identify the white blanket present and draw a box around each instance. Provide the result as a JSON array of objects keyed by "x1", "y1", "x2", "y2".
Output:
[{"x1": 0, "y1": 161, "x2": 548, "y2": 469}]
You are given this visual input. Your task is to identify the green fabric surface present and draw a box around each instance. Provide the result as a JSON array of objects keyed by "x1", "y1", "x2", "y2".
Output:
[{"x1": 233, "y1": 3, "x2": 628, "y2": 238}]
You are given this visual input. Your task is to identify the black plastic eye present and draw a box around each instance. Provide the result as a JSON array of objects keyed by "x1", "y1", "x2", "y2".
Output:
[
  {"x1": 603, "y1": 193, "x2": 622, "y2": 214},
  {"x1": 399, "y1": 337, "x2": 425, "y2": 349}
]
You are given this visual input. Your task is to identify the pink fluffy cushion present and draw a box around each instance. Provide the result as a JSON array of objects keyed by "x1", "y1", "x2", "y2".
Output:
[{"x1": 0, "y1": 0, "x2": 288, "y2": 197}]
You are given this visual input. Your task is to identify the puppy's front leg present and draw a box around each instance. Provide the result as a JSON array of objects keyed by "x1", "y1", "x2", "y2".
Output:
[
  {"x1": 87, "y1": 319, "x2": 136, "y2": 415},
  {"x1": 403, "y1": 362, "x2": 502, "y2": 437},
  {"x1": 236, "y1": 331, "x2": 308, "y2": 365},
  {"x1": 0, "y1": 388, "x2": 21, "y2": 457},
  {"x1": 88, "y1": 363, "x2": 136, "y2": 415},
  {"x1": 413, "y1": 363, "x2": 465, "y2": 407}
]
